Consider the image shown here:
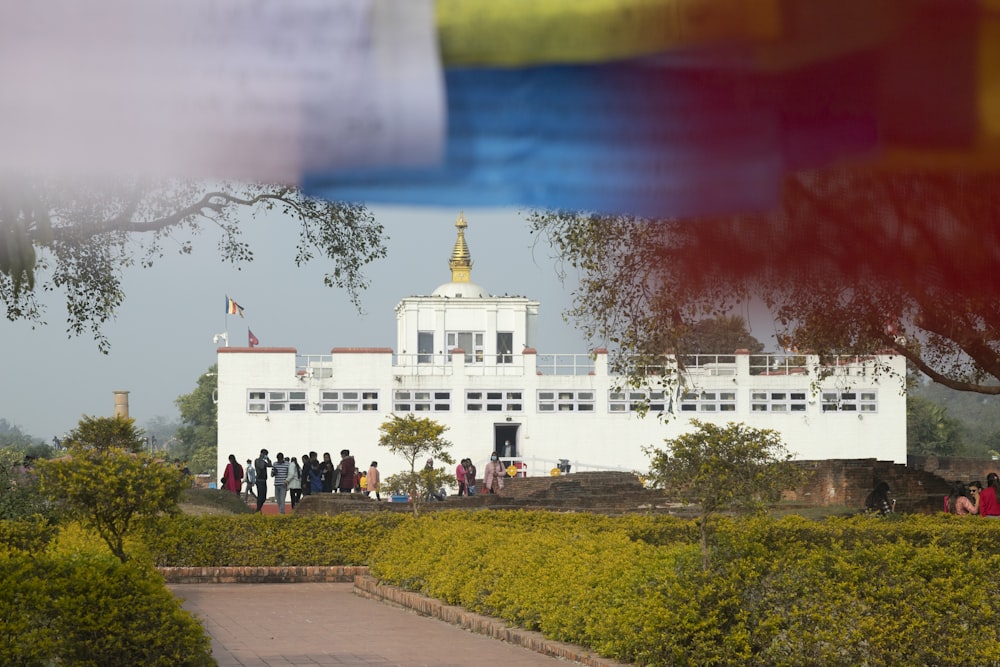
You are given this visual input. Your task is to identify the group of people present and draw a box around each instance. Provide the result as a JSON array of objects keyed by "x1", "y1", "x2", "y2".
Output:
[
  {"x1": 863, "y1": 472, "x2": 1000, "y2": 517},
  {"x1": 220, "y1": 449, "x2": 383, "y2": 514},
  {"x1": 943, "y1": 472, "x2": 1000, "y2": 516},
  {"x1": 220, "y1": 448, "x2": 517, "y2": 511}
]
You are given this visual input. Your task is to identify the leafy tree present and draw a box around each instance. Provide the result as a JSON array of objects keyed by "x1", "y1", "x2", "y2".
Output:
[
  {"x1": 0, "y1": 418, "x2": 44, "y2": 450},
  {"x1": 35, "y1": 415, "x2": 187, "y2": 562},
  {"x1": 644, "y1": 419, "x2": 807, "y2": 569},
  {"x1": 530, "y1": 169, "x2": 1000, "y2": 395},
  {"x1": 172, "y1": 366, "x2": 218, "y2": 476},
  {"x1": 680, "y1": 315, "x2": 765, "y2": 355},
  {"x1": 906, "y1": 395, "x2": 966, "y2": 456},
  {"x1": 0, "y1": 179, "x2": 386, "y2": 351},
  {"x1": 377, "y1": 414, "x2": 455, "y2": 515},
  {"x1": 0, "y1": 447, "x2": 52, "y2": 520}
]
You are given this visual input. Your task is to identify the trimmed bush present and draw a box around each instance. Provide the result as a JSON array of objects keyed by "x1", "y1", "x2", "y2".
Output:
[
  {"x1": 368, "y1": 511, "x2": 1000, "y2": 666},
  {"x1": 142, "y1": 512, "x2": 407, "y2": 566},
  {"x1": 0, "y1": 549, "x2": 213, "y2": 666}
]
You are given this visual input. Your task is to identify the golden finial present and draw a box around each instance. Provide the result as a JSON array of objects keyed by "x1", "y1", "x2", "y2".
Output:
[{"x1": 448, "y1": 211, "x2": 472, "y2": 283}]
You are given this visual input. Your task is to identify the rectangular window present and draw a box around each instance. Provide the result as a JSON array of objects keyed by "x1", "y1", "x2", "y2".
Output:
[
  {"x1": 678, "y1": 390, "x2": 736, "y2": 413},
  {"x1": 319, "y1": 389, "x2": 379, "y2": 413},
  {"x1": 537, "y1": 389, "x2": 595, "y2": 413},
  {"x1": 496, "y1": 332, "x2": 513, "y2": 364},
  {"x1": 822, "y1": 390, "x2": 878, "y2": 413},
  {"x1": 465, "y1": 389, "x2": 524, "y2": 413},
  {"x1": 447, "y1": 331, "x2": 485, "y2": 363},
  {"x1": 394, "y1": 389, "x2": 450, "y2": 413},
  {"x1": 418, "y1": 331, "x2": 434, "y2": 364},
  {"x1": 750, "y1": 390, "x2": 808, "y2": 413},
  {"x1": 247, "y1": 389, "x2": 306, "y2": 414}
]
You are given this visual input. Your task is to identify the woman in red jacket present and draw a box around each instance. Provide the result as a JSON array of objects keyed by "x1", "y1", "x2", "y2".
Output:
[{"x1": 979, "y1": 473, "x2": 1000, "y2": 516}]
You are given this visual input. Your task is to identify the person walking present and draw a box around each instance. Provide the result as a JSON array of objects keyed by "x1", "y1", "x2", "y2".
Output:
[
  {"x1": 483, "y1": 453, "x2": 505, "y2": 495},
  {"x1": 220, "y1": 454, "x2": 243, "y2": 494},
  {"x1": 287, "y1": 455, "x2": 303, "y2": 510},
  {"x1": 271, "y1": 452, "x2": 290, "y2": 514},
  {"x1": 243, "y1": 459, "x2": 257, "y2": 502},
  {"x1": 253, "y1": 449, "x2": 271, "y2": 512},
  {"x1": 367, "y1": 461, "x2": 381, "y2": 500}
]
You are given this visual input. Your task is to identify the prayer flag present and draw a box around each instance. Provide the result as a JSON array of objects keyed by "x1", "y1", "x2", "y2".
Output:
[{"x1": 226, "y1": 296, "x2": 244, "y2": 318}]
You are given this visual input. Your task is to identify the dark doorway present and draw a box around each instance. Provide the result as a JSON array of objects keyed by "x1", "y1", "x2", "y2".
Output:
[{"x1": 493, "y1": 423, "x2": 519, "y2": 458}]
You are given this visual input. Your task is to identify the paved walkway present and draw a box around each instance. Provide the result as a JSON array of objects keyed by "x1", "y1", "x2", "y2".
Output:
[{"x1": 170, "y1": 583, "x2": 580, "y2": 667}]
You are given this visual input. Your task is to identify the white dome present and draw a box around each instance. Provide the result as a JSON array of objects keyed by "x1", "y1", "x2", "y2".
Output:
[{"x1": 431, "y1": 281, "x2": 489, "y2": 298}]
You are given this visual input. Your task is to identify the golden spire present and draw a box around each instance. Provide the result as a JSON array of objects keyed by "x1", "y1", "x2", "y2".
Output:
[{"x1": 448, "y1": 211, "x2": 472, "y2": 283}]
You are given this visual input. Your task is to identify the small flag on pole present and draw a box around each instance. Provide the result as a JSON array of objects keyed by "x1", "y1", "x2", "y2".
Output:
[
  {"x1": 248, "y1": 329, "x2": 259, "y2": 348},
  {"x1": 225, "y1": 295, "x2": 244, "y2": 318}
]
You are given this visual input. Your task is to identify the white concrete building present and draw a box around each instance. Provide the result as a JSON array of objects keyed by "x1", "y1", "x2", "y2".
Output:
[{"x1": 215, "y1": 213, "x2": 906, "y2": 483}]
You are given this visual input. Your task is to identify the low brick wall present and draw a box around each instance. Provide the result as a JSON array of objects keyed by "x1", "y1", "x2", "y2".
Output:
[{"x1": 158, "y1": 565, "x2": 367, "y2": 584}]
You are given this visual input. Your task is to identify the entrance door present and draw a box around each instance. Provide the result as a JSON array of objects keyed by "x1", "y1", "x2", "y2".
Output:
[{"x1": 493, "y1": 423, "x2": 523, "y2": 476}]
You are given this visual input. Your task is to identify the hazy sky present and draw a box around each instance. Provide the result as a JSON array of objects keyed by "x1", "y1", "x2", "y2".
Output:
[{"x1": 0, "y1": 206, "x2": 591, "y2": 441}]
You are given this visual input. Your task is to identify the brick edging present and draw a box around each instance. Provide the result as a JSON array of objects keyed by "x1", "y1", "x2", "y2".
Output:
[
  {"x1": 158, "y1": 565, "x2": 368, "y2": 584},
  {"x1": 353, "y1": 574, "x2": 630, "y2": 667},
  {"x1": 160, "y1": 567, "x2": 629, "y2": 666}
]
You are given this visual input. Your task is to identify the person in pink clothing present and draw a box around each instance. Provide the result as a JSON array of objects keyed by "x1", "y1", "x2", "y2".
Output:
[
  {"x1": 944, "y1": 481, "x2": 978, "y2": 515},
  {"x1": 456, "y1": 459, "x2": 468, "y2": 496},
  {"x1": 483, "y1": 452, "x2": 505, "y2": 495},
  {"x1": 220, "y1": 454, "x2": 243, "y2": 494},
  {"x1": 979, "y1": 473, "x2": 1000, "y2": 516}
]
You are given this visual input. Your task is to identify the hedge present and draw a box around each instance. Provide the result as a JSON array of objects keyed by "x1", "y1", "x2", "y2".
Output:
[
  {"x1": 368, "y1": 511, "x2": 1000, "y2": 666},
  {"x1": 139, "y1": 512, "x2": 407, "y2": 567},
  {"x1": 0, "y1": 549, "x2": 213, "y2": 667}
]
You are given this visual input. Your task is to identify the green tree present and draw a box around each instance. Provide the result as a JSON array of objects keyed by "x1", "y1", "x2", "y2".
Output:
[
  {"x1": 0, "y1": 447, "x2": 52, "y2": 520},
  {"x1": 172, "y1": 366, "x2": 218, "y2": 476},
  {"x1": 0, "y1": 179, "x2": 386, "y2": 351},
  {"x1": 530, "y1": 169, "x2": 1000, "y2": 395},
  {"x1": 681, "y1": 315, "x2": 765, "y2": 355},
  {"x1": 0, "y1": 418, "x2": 44, "y2": 450},
  {"x1": 377, "y1": 414, "x2": 455, "y2": 515},
  {"x1": 644, "y1": 419, "x2": 807, "y2": 569},
  {"x1": 906, "y1": 395, "x2": 966, "y2": 456},
  {"x1": 35, "y1": 415, "x2": 187, "y2": 562}
]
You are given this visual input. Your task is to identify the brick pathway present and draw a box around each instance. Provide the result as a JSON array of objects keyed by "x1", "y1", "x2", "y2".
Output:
[{"x1": 170, "y1": 582, "x2": 590, "y2": 667}]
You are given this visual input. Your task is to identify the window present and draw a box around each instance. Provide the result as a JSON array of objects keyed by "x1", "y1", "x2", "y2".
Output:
[
  {"x1": 822, "y1": 390, "x2": 878, "y2": 413},
  {"x1": 496, "y1": 332, "x2": 513, "y2": 364},
  {"x1": 679, "y1": 391, "x2": 736, "y2": 413},
  {"x1": 246, "y1": 389, "x2": 306, "y2": 413},
  {"x1": 537, "y1": 390, "x2": 595, "y2": 412},
  {"x1": 750, "y1": 390, "x2": 808, "y2": 413},
  {"x1": 466, "y1": 390, "x2": 523, "y2": 412},
  {"x1": 319, "y1": 390, "x2": 379, "y2": 413},
  {"x1": 417, "y1": 331, "x2": 434, "y2": 364},
  {"x1": 608, "y1": 390, "x2": 667, "y2": 413},
  {"x1": 446, "y1": 331, "x2": 484, "y2": 363},
  {"x1": 394, "y1": 390, "x2": 451, "y2": 413}
]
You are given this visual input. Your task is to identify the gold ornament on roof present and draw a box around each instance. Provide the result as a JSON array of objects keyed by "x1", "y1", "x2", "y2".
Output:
[{"x1": 448, "y1": 211, "x2": 472, "y2": 283}]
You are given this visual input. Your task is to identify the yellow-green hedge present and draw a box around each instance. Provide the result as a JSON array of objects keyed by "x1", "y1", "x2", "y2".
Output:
[
  {"x1": 369, "y1": 511, "x2": 1000, "y2": 666},
  {"x1": 0, "y1": 549, "x2": 213, "y2": 667},
  {"x1": 141, "y1": 513, "x2": 407, "y2": 567}
]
